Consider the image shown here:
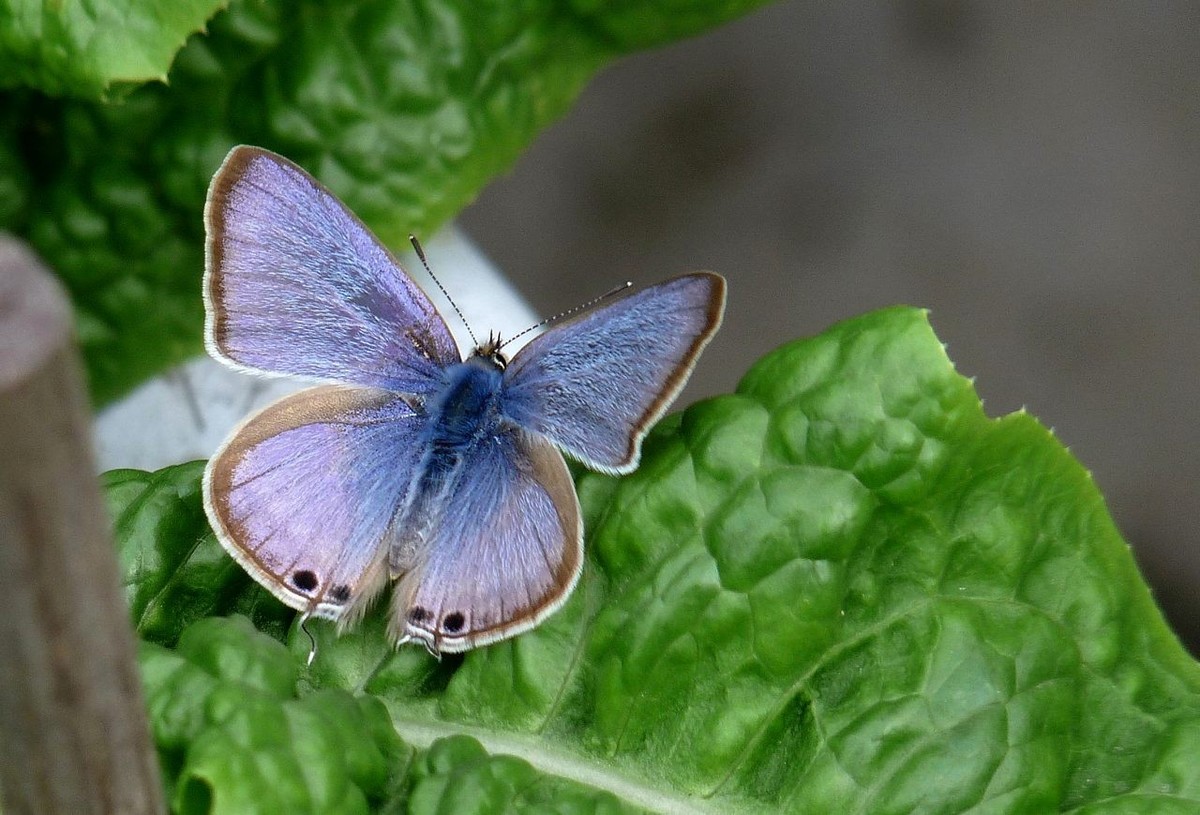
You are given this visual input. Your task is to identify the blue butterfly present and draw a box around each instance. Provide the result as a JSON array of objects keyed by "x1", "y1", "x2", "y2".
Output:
[{"x1": 202, "y1": 146, "x2": 725, "y2": 653}]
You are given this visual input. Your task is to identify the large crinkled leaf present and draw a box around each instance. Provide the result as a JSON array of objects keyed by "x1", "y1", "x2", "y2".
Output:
[
  {"x1": 0, "y1": 0, "x2": 226, "y2": 98},
  {"x1": 0, "y1": 0, "x2": 772, "y2": 405},
  {"x1": 116, "y1": 308, "x2": 1200, "y2": 812},
  {"x1": 141, "y1": 616, "x2": 647, "y2": 814},
  {"x1": 139, "y1": 616, "x2": 407, "y2": 813}
]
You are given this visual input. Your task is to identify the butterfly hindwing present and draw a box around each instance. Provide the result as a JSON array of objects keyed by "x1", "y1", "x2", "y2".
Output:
[
  {"x1": 204, "y1": 146, "x2": 459, "y2": 392},
  {"x1": 390, "y1": 425, "x2": 582, "y2": 652},
  {"x1": 501, "y1": 272, "x2": 726, "y2": 474},
  {"x1": 204, "y1": 385, "x2": 427, "y2": 623}
]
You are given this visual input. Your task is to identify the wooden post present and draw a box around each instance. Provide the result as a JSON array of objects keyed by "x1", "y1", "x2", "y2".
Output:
[{"x1": 0, "y1": 236, "x2": 165, "y2": 814}]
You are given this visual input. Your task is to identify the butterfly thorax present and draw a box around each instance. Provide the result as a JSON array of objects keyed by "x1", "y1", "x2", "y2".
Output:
[{"x1": 425, "y1": 356, "x2": 505, "y2": 448}]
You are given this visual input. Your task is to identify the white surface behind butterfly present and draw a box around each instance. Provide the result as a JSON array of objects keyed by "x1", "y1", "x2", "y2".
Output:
[{"x1": 92, "y1": 228, "x2": 537, "y2": 472}]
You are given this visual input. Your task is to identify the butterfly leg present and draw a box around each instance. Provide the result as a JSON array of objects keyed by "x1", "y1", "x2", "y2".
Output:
[{"x1": 298, "y1": 611, "x2": 318, "y2": 667}]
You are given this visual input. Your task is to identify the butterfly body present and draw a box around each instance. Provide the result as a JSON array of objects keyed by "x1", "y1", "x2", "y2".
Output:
[
  {"x1": 202, "y1": 146, "x2": 725, "y2": 653},
  {"x1": 388, "y1": 353, "x2": 506, "y2": 578}
]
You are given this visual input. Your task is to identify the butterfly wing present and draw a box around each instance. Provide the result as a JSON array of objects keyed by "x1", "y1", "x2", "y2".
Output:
[
  {"x1": 204, "y1": 385, "x2": 426, "y2": 622},
  {"x1": 390, "y1": 426, "x2": 582, "y2": 653},
  {"x1": 501, "y1": 272, "x2": 725, "y2": 474},
  {"x1": 204, "y1": 146, "x2": 459, "y2": 392}
]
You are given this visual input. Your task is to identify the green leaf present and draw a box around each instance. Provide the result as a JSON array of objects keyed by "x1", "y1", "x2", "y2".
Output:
[
  {"x1": 115, "y1": 308, "x2": 1200, "y2": 812},
  {"x1": 0, "y1": 0, "x2": 226, "y2": 99},
  {"x1": 139, "y1": 616, "x2": 408, "y2": 814},
  {"x1": 405, "y1": 735, "x2": 643, "y2": 815},
  {"x1": 0, "y1": 0, "x2": 771, "y2": 405}
]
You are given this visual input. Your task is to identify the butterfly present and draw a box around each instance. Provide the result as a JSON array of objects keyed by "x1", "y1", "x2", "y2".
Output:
[{"x1": 201, "y1": 146, "x2": 726, "y2": 654}]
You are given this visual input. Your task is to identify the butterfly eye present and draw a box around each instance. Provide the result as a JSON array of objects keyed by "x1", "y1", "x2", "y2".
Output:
[
  {"x1": 292, "y1": 570, "x2": 319, "y2": 593},
  {"x1": 442, "y1": 612, "x2": 465, "y2": 633}
]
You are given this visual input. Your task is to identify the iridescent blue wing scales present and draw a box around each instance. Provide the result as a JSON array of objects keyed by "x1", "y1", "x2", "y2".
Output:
[
  {"x1": 390, "y1": 426, "x2": 582, "y2": 653},
  {"x1": 501, "y1": 272, "x2": 725, "y2": 474},
  {"x1": 204, "y1": 146, "x2": 459, "y2": 392},
  {"x1": 203, "y1": 386, "x2": 425, "y2": 623}
]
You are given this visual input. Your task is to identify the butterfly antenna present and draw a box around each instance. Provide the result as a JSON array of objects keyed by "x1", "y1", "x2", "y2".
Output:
[
  {"x1": 410, "y1": 235, "x2": 478, "y2": 348},
  {"x1": 498, "y1": 281, "x2": 632, "y2": 351},
  {"x1": 299, "y1": 613, "x2": 318, "y2": 667}
]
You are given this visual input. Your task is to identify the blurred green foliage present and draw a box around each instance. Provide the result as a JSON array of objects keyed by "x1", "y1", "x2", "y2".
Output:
[{"x1": 0, "y1": 0, "x2": 771, "y2": 404}]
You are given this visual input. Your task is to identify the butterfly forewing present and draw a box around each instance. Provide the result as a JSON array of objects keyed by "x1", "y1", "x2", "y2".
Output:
[
  {"x1": 204, "y1": 146, "x2": 459, "y2": 392},
  {"x1": 204, "y1": 385, "x2": 425, "y2": 622},
  {"x1": 501, "y1": 272, "x2": 726, "y2": 474},
  {"x1": 390, "y1": 426, "x2": 582, "y2": 652}
]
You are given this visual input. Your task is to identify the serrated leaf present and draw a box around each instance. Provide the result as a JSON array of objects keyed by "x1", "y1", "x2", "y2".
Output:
[
  {"x1": 0, "y1": 0, "x2": 226, "y2": 98},
  {"x1": 115, "y1": 308, "x2": 1200, "y2": 812},
  {"x1": 0, "y1": 0, "x2": 772, "y2": 405}
]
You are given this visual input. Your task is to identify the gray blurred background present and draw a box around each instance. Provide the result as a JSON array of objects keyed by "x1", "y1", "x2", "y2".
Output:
[{"x1": 459, "y1": 1, "x2": 1200, "y2": 654}]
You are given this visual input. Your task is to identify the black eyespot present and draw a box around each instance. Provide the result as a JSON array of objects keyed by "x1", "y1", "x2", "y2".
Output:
[
  {"x1": 408, "y1": 606, "x2": 430, "y2": 623},
  {"x1": 443, "y1": 612, "x2": 465, "y2": 633},
  {"x1": 329, "y1": 584, "x2": 351, "y2": 603},
  {"x1": 292, "y1": 570, "x2": 318, "y2": 592}
]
